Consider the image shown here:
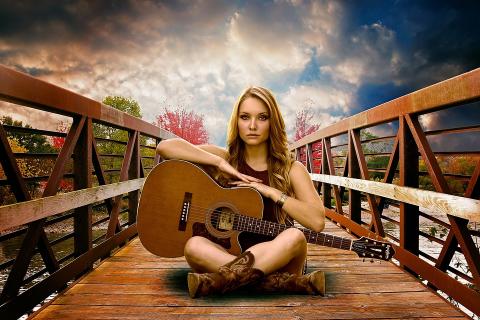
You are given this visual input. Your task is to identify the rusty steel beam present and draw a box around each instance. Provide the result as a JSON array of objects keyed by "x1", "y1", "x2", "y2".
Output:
[
  {"x1": 348, "y1": 130, "x2": 362, "y2": 224},
  {"x1": 0, "y1": 124, "x2": 31, "y2": 202},
  {"x1": 320, "y1": 139, "x2": 331, "y2": 208},
  {"x1": 91, "y1": 137, "x2": 114, "y2": 208},
  {"x1": 324, "y1": 207, "x2": 480, "y2": 316},
  {"x1": 399, "y1": 116, "x2": 420, "y2": 258},
  {"x1": 404, "y1": 114, "x2": 450, "y2": 193},
  {"x1": 0, "y1": 116, "x2": 87, "y2": 302},
  {"x1": 305, "y1": 143, "x2": 313, "y2": 173},
  {"x1": 465, "y1": 159, "x2": 480, "y2": 199},
  {"x1": 106, "y1": 131, "x2": 137, "y2": 238},
  {"x1": 376, "y1": 134, "x2": 399, "y2": 212},
  {"x1": 291, "y1": 67, "x2": 480, "y2": 149},
  {"x1": 73, "y1": 118, "x2": 93, "y2": 258},
  {"x1": 0, "y1": 225, "x2": 137, "y2": 320},
  {"x1": 339, "y1": 155, "x2": 348, "y2": 199},
  {"x1": 128, "y1": 131, "x2": 141, "y2": 225},
  {"x1": 350, "y1": 130, "x2": 385, "y2": 237},
  {"x1": 323, "y1": 138, "x2": 344, "y2": 214},
  {"x1": 0, "y1": 64, "x2": 175, "y2": 140},
  {"x1": 404, "y1": 114, "x2": 480, "y2": 287}
]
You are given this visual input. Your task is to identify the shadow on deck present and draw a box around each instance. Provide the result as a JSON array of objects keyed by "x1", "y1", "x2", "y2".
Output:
[{"x1": 30, "y1": 220, "x2": 467, "y2": 319}]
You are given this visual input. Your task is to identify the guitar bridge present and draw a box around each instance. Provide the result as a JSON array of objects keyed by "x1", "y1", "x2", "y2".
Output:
[{"x1": 178, "y1": 192, "x2": 192, "y2": 231}]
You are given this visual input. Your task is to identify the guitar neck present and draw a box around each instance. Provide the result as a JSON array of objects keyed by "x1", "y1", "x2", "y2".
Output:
[{"x1": 233, "y1": 214, "x2": 352, "y2": 251}]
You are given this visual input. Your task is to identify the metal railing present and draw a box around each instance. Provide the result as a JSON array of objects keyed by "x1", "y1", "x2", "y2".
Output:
[
  {"x1": 290, "y1": 68, "x2": 480, "y2": 316},
  {"x1": 1, "y1": 63, "x2": 479, "y2": 318},
  {"x1": 0, "y1": 64, "x2": 174, "y2": 319}
]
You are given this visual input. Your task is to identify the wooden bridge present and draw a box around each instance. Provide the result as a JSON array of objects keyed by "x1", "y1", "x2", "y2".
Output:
[{"x1": 0, "y1": 64, "x2": 479, "y2": 319}]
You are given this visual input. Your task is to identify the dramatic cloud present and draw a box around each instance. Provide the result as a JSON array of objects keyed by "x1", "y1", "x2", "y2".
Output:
[{"x1": 1, "y1": 0, "x2": 479, "y2": 146}]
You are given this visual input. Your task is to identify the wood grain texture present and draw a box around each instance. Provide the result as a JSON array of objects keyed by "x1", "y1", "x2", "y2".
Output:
[
  {"x1": 30, "y1": 220, "x2": 467, "y2": 320},
  {"x1": 0, "y1": 178, "x2": 145, "y2": 232},
  {"x1": 311, "y1": 173, "x2": 480, "y2": 222}
]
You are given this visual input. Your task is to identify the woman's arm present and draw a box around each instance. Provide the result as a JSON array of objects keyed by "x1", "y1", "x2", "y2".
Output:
[
  {"x1": 156, "y1": 138, "x2": 262, "y2": 183},
  {"x1": 230, "y1": 161, "x2": 325, "y2": 231},
  {"x1": 157, "y1": 138, "x2": 225, "y2": 167},
  {"x1": 278, "y1": 161, "x2": 325, "y2": 232}
]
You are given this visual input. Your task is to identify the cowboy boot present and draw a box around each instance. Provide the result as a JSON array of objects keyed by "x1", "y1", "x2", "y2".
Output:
[
  {"x1": 187, "y1": 251, "x2": 264, "y2": 298},
  {"x1": 254, "y1": 270, "x2": 325, "y2": 296}
]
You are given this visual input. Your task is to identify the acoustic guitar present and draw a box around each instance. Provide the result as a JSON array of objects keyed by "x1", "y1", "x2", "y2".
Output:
[{"x1": 137, "y1": 160, "x2": 394, "y2": 261}]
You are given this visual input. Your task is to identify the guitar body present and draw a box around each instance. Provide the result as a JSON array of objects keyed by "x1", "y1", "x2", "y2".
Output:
[{"x1": 137, "y1": 160, "x2": 264, "y2": 258}]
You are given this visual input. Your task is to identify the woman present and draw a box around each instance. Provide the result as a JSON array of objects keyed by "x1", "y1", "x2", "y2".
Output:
[{"x1": 156, "y1": 86, "x2": 325, "y2": 298}]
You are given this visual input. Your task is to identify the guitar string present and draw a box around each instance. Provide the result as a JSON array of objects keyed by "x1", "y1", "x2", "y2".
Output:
[
  {"x1": 169, "y1": 202, "x2": 388, "y2": 255},
  {"x1": 175, "y1": 204, "x2": 355, "y2": 251},
  {"x1": 182, "y1": 205, "x2": 383, "y2": 256}
]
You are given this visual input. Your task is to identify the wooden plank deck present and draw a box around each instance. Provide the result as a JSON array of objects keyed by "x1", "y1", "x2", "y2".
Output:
[{"x1": 30, "y1": 221, "x2": 468, "y2": 319}]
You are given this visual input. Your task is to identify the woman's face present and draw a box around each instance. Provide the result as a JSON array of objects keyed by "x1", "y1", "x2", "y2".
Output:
[{"x1": 238, "y1": 97, "x2": 270, "y2": 146}]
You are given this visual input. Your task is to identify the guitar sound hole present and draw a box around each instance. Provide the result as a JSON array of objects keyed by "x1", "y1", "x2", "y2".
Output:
[{"x1": 211, "y1": 206, "x2": 235, "y2": 231}]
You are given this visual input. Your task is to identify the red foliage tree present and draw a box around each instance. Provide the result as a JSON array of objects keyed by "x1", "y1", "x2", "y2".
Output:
[
  {"x1": 294, "y1": 108, "x2": 320, "y2": 141},
  {"x1": 51, "y1": 121, "x2": 69, "y2": 150},
  {"x1": 155, "y1": 108, "x2": 209, "y2": 145},
  {"x1": 50, "y1": 121, "x2": 73, "y2": 193}
]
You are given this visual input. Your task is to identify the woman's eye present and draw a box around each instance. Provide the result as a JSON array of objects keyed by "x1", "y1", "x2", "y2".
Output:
[
  {"x1": 259, "y1": 115, "x2": 268, "y2": 121},
  {"x1": 240, "y1": 115, "x2": 249, "y2": 120}
]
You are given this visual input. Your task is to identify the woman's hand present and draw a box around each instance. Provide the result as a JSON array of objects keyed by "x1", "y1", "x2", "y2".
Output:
[
  {"x1": 217, "y1": 159, "x2": 262, "y2": 183},
  {"x1": 228, "y1": 180, "x2": 279, "y2": 200}
]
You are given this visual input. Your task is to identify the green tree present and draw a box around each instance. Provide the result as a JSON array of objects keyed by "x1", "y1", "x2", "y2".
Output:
[
  {"x1": 94, "y1": 96, "x2": 142, "y2": 142},
  {"x1": 1, "y1": 116, "x2": 56, "y2": 153},
  {"x1": 0, "y1": 116, "x2": 59, "y2": 203},
  {"x1": 94, "y1": 96, "x2": 153, "y2": 183}
]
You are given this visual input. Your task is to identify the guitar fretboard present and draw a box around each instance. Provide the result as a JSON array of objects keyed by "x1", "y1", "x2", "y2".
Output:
[{"x1": 233, "y1": 214, "x2": 352, "y2": 251}]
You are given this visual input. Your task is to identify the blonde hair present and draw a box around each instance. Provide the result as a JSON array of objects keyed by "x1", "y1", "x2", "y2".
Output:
[{"x1": 226, "y1": 86, "x2": 294, "y2": 223}]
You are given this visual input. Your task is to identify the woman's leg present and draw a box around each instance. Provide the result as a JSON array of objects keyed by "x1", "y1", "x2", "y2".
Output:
[
  {"x1": 247, "y1": 228, "x2": 307, "y2": 275},
  {"x1": 248, "y1": 229, "x2": 325, "y2": 295},
  {"x1": 184, "y1": 229, "x2": 322, "y2": 298},
  {"x1": 185, "y1": 237, "x2": 264, "y2": 298},
  {"x1": 185, "y1": 228, "x2": 307, "y2": 275},
  {"x1": 184, "y1": 236, "x2": 236, "y2": 273}
]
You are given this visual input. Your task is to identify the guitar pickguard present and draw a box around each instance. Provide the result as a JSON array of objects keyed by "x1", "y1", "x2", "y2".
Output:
[{"x1": 192, "y1": 222, "x2": 232, "y2": 250}]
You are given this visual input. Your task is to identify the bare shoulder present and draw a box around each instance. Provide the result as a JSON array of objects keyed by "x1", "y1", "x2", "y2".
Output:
[
  {"x1": 199, "y1": 144, "x2": 228, "y2": 159},
  {"x1": 289, "y1": 160, "x2": 321, "y2": 203},
  {"x1": 289, "y1": 160, "x2": 310, "y2": 179}
]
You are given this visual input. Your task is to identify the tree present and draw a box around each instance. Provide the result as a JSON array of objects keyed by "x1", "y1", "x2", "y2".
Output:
[
  {"x1": 0, "y1": 116, "x2": 56, "y2": 153},
  {"x1": 0, "y1": 117, "x2": 59, "y2": 203},
  {"x1": 51, "y1": 121, "x2": 69, "y2": 150},
  {"x1": 95, "y1": 96, "x2": 142, "y2": 143},
  {"x1": 155, "y1": 107, "x2": 209, "y2": 145},
  {"x1": 293, "y1": 108, "x2": 320, "y2": 142},
  {"x1": 0, "y1": 138, "x2": 28, "y2": 205},
  {"x1": 94, "y1": 96, "x2": 146, "y2": 183}
]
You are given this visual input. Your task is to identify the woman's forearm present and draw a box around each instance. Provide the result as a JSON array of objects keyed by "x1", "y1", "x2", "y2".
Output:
[
  {"x1": 268, "y1": 189, "x2": 324, "y2": 232},
  {"x1": 156, "y1": 138, "x2": 223, "y2": 167},
  {"x1": 264, "y1": 187, "x2": 325, "y2": 232},
  {"x1": 282, "y1": 198, "x2": 325, "y2": 232}
]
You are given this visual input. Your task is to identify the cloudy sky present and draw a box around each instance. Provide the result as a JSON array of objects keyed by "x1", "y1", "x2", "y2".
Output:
[{"x1": 1, "y1": 0, "x2": 479, "y2": 146}]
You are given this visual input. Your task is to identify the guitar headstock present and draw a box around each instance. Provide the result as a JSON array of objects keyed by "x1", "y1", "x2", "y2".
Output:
[{"x1": 352, "y1": 237, "x2": 395, "y2": 261}]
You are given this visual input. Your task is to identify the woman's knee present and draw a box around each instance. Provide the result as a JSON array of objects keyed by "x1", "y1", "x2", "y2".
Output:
[
  {"x1": 184, "y1": 236, "x2": 209, "y2": 261},
  {"x1": 281, "y1": 228, "x2": 307, "y2": 253}
]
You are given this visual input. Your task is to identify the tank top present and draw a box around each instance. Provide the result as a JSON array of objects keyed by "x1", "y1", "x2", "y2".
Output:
[
  {"x1": 236, "y1": 161, "x2": 277, "y2": 250},
  {"x1": 237, "y1": 161, "x2": 306, "y2": 272}
]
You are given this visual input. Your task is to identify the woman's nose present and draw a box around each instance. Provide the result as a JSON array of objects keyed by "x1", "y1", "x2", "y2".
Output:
[{"x1": 249, "y1": 119, "x2": 257, "y2": 130}]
